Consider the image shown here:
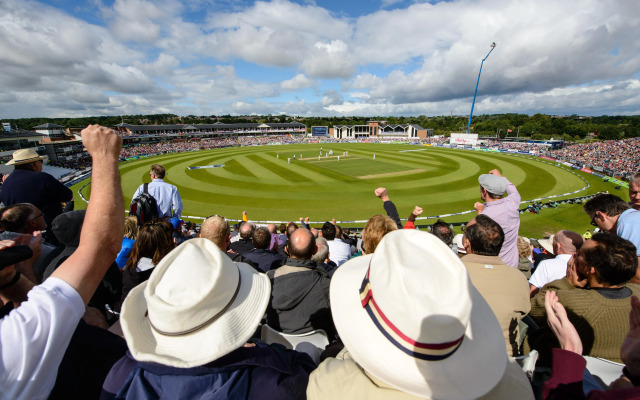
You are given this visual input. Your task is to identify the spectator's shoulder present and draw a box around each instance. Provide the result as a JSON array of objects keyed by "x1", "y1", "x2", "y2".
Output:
[
  {"x1": 530, "y1": 278, "x2": 574, "y2": 314},
  {"x1": 540, "y1": 277, "x2": 574, "y2": 293},
  {"x1": 536, "y1": 256, "x2": 554, "y2": 267},
  {"x1": 626, "y1": 282, "x2": 640, "y2": 295}
]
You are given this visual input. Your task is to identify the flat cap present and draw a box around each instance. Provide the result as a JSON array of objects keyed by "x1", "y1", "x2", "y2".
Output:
[{"x1": 478, "y1": 174, "x2": 507, "y2": 196}]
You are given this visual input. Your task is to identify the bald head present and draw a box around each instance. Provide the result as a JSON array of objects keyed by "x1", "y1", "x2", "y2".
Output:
[
  {"x1": 199, "y1": 216, "x2": 230, "y2": 250},
  {"x1": 239, "y1": 222, "x2": 255, "y2": 239},
  {"x1": 553, "y1": 230, "x2": 583, "y2": 255},
  {"x1": 287, "y1": 228, "x2": 317, "y2": 260},
  {"x1": 267, "y1": 223, "x2": 277, "y2": 234}
]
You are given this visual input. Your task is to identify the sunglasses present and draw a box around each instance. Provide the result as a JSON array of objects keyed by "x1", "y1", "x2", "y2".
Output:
[{"x1": 590, "y1": 213, "x2": 599, "y2": 227}]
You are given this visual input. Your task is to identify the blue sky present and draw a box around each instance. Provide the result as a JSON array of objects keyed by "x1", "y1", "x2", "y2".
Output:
[{"x1": 1, "y1": 0, "x2": 639, "y2": 118}]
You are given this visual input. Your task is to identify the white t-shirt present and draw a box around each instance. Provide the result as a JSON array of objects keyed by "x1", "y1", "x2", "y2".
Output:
[
  {"x1": 327, "y1": 240, "x2": 352, "y2": 266},
  {"x1": 529, "y1": 254, "x2": 573, "y2": 289},
  {"x1": 0, "y1": 277, "x2": 84, "y2": 400}
]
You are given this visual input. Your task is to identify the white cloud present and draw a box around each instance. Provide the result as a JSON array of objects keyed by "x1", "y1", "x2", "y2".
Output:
[
  {"x1": 281, "y1": 74, "x2": 314, "y2": 90},
  {"x1": 301, "y1": 40, "x2": 357, "y2": 79},
  {"x1": 1, "y1": 0, "x2": 639, "y2": 118},
  {"x1": 230, "y1": 97, "x2": 326, "y2": 116},
  {"x1": 345, "y1": 0, "x2": 640, "y2": 107},
  {"x1": 66, "y1": 84, "x2": 111, "y2": 104},
  {"x1": 99, "y1": 63, "x2": 156, "y2": 93},
  {"x1": 350, "y1": 73, "x2": 383, "y2": 90},
  {"x1": 0, "y1": 92, "x2": 17, "y2": 102},
  {"x1": 202, "y1": 0, "x2": 354, "y2": 75},
  {"x1": 134, "y1": 54, "x2": 181, "y2": 78},
  {"x1": 321, "y1": 89, "x2": 344, "y2": 106},
  {"x1": 327, "y1": 79, "x2": 640, "y2": 117},
  {"x1": 170, "y1": 65, "x2": 279, "y2": 106},
  {"x1": 231, "y1": 99, "x2": 276, "y2": 115},
  {"x1": 103, "y1": 0, "x2": 182, "y2": 43}
]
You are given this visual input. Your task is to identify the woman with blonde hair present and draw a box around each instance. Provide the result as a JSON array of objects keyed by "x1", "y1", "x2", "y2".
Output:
[
  {"x1": 517, "y1": 236, "x2": 533, "y2": 279},
  {"x1": 361, "y1": 214, "x2": 397, "y2": 255},
  {"x1": 115, "y1": 215, "x2": 139, "y2": 269}
]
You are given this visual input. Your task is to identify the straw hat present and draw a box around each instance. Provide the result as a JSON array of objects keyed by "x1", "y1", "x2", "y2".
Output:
[
  {"x1": 453, "y1": 233, "x2": 466, "y2": 254},
  {"x1": 6, "y1": 148, "x2": 45, "y2": 165},
  {"x1": 538, "y1": 235, "x2": 555, "y2": 254},
  {"x1": 330, "y1": 229, "x2": 506, "y2": 399},
  {"x1": 120, "y1": 238, "x2": 270, "y2": 368}
]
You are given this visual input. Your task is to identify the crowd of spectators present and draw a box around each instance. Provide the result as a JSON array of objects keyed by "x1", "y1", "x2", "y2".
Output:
[
  {"x1": 549, "y1": 137, "x2": 640, "y2": 175},
  {"x1": 37, "y1": 135, "x2": 307, "y2": 171},
  {"x1": 21, "y1": 132, "x2": 640, "y2": 181},
  {"x1": 485, "y1": 140, "x2": 548, "y2": 152},
  {"x1": 118, "y1": 135, "x2": 305, "y2": 160},
  {"x1": 49, "y1": 157, "x2": 92, "y2": 170},
  {"x1": 2, "y1": 125, "x2": 640, "y2": 399}
]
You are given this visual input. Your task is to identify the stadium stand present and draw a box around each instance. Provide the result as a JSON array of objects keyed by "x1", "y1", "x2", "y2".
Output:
[{"x1": 2, "y1": 126, "x2": 640, "y2": 398}]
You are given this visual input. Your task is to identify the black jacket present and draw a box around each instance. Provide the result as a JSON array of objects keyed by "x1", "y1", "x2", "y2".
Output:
[
  {"x1": 266, "y1": 258, "x2": 336, "y2": 341},
  {"x1": 229, "y1": 238, "x2": 254, "y2": 255},
  {"x1": 243, "y1": 249, "x2": 284, "y2": 273}
]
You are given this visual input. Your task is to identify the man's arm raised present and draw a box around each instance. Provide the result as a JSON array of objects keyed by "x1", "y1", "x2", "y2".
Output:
[
  {"x1": 375, "y1": 187, "x2": 402, "y2": 229},
  {"x1": 404, "y1": 206, "x2": 423, "y2": 230},
  {"x1": 51, "y1": 125, "x2": 123, "y2": 305}
]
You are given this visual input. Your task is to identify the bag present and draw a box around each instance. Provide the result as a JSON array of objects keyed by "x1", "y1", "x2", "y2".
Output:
[{"x1": 129, "y1": 183, "x2": 159, "y2": 226}]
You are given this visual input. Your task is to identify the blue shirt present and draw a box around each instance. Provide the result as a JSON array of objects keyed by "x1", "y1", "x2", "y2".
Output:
[
  {"x1": 132, "y1": 179, "x2": 182, "y2": 218},
  {"x1": 618, "y1": 209, "x2": 640, "y2": 256},
  {"x1": 115, "y1": 237, "x2": 135, "y2": 269}
]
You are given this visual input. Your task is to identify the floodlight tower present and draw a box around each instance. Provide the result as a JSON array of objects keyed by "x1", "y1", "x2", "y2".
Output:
[{"x1": 467, "y1": 42, "x2": 496, "y2": 133}]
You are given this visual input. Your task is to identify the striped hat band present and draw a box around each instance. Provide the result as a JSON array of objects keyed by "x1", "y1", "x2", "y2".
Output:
[{"x1": 359, "y1": 264, "x2": 464, "y2": 361}]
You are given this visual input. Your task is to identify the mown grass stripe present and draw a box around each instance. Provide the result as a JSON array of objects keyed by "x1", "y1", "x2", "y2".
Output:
[
  {"x1": 234, "y1": 154, "x2": 291, "y2": 184},
  {"x1": 78, "y1": 143, "x2": 600, "y2": 232},
  {"x1": 245, "y1": 154, "x2": 316, "y2": 184}
]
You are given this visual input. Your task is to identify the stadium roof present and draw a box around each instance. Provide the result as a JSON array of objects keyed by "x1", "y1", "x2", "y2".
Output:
[
  {"x1": 33, "y1": 123, "x2": 65, "y2": 129},
  {"x1": 0, "y1": 131, "x2": 44, "y2": 141},
  {"x1": 118, "y1": 122, "x2": 306, "y2": 133}
]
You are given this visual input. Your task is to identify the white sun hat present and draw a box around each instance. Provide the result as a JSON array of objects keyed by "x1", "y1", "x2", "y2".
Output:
[
  {"x1": 453, "y1": 233, "x2": 466, "y2": 254},
  {"x1": 120, "y1": 238, "x2": 270, "y2": 368},
  {"x1": 330, "y1": 229, "x2": 507, "y2": 399},
  {"x1": 538, "y1": 235, "x2": 555, "y2": 255},
  {"x1": 6, "y1": 148, "x2": 46, "y2": 165},
  {"x1": 538, "y1": 235, "x2": 555, "y2": 254}
]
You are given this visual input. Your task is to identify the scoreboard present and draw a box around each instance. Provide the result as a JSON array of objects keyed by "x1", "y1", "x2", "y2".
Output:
[{"x1": 311, "y1": 126, "x2": 328, "y2": 136}]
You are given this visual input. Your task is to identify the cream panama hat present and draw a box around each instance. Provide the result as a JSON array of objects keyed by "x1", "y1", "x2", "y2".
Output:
[
  {"x1": 329, "y1": 229, "x2": 507, "y2": 399},
  {"x1": 6, "y1": 148, "x2": 46, "y2": 165},
  {"x1": 120, "y1": 238, "x2": 270, "y2": 368},
  {"x1": 538, "y1": 235, "x2": 555, "y2": 255}
]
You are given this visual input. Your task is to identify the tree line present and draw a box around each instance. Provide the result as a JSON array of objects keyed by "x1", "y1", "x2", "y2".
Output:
[{"x1": 3, "y1": 113, "x2": 639, "y2": 141}]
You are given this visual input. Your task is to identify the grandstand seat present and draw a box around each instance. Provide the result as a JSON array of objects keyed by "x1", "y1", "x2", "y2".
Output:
[
  {"x1": 42, "y1": 165, "x2": 76, "y2": 179},
  {"x1": 260, "y1": 324, "x2": 329, "y2": 364}
]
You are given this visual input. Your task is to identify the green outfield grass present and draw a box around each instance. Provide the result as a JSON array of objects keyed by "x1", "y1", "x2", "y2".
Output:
[{"x1": 71, "y1": 143, "x2": 629, "y2": 238}]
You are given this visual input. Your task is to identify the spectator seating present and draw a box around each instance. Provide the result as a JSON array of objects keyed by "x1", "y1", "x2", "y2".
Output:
[{"x1": 260, "y1": 324, "x2": 329, "y2": 364}]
